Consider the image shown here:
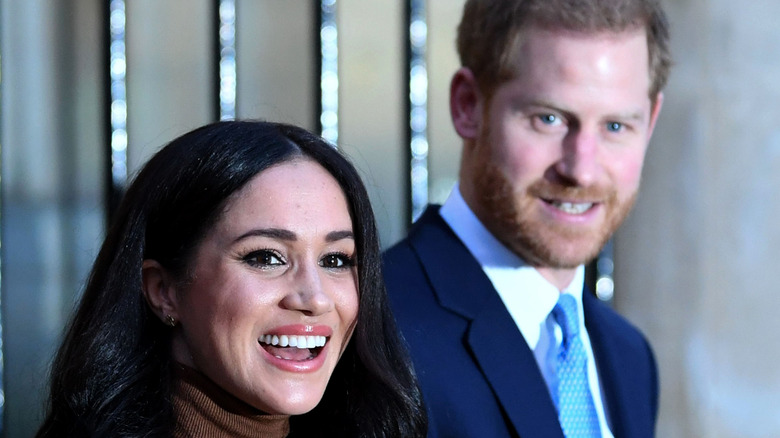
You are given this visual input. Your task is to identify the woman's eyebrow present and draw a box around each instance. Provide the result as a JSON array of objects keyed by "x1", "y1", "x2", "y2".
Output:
[
  {"x1": 234, "y1": 228, "x2": 354, "y2": 243},
  {"x1": 326, "y1": 230, "x2": 354, "y2": 242},
  {"x1": 235, "y1": 228, "x2": 297, "y2": 243}
]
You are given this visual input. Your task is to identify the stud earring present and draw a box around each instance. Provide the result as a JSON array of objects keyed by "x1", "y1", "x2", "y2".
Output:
[{"x1": 165, "y1": 314, "x2": 177, "y2": 327}]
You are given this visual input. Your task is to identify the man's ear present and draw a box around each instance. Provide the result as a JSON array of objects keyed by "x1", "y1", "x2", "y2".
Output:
[
  {"x1": 141, "y1": 259, "x2": 179, "y2": 325},
  {"x1": 450, "y1": 67, "x2": 483, "y2": 140}
]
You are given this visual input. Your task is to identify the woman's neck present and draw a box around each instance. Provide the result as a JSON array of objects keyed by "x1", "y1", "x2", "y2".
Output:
[{"x1": 171, "y1": 363, "x2": 290, "y2": 438}]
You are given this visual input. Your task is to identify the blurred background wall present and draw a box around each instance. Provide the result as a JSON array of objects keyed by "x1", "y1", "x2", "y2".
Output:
[{"x1": 0, "y1": 1, "x2": 778, "y2": 437}]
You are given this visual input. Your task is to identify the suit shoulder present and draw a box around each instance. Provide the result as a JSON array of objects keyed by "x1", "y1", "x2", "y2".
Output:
[
  {"x1": 383, "y1": 237, "x2": 420, "y2": 279},
  {"x1": 383, "y1": 235, "x2": 413, "y2": 263},
  {"x1": 587, "y1": 295, "x2": 647, "y2": 339},
  {"x1": 586, "y1": 294, "x2": 657, "y2": 373}
]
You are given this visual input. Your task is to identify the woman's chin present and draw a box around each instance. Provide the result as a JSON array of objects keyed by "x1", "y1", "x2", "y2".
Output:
[{"x1": 261, "y1": 393, "x2": 326, "y2": 416}]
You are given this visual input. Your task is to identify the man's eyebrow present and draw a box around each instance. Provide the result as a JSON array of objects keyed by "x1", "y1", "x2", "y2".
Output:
[
  {"x1": 520, "y1": 98, "x2": 570, "y2": 114},
  {"x1": 614, "y1": 110, "x2": 646, "y2": 122},
  {"x1": 524, "y1": 99, "x2": 647, "y2": 122}
]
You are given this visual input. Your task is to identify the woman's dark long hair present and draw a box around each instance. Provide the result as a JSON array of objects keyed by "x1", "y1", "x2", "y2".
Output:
[{"x1": 35, "y1": 120, "x2": 427, "y2": 437}]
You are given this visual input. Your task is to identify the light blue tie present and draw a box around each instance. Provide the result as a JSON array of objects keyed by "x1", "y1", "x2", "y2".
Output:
[{"x1": 552, "y1": 294, "x2": 602, "y2": 438}]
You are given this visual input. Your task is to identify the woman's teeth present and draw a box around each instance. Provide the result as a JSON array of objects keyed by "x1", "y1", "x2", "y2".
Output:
[{"x1": 259, "y1": 334, "x2": 327, "y2": 349}]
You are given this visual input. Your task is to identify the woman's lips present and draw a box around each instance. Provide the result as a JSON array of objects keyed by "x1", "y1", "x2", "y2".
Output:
[{"x1": 257, "y1": 325, "x2": 332, "y2": 372}]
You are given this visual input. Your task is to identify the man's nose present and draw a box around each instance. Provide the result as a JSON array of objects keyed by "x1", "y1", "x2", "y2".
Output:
[{"x1": 554, "y1": 128, "x2": 601, "y2": 186}]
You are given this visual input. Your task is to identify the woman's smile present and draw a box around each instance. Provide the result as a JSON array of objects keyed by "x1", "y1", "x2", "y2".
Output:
[{"x1": 258, "y1": 324, "x2": 334, "y2": 370}]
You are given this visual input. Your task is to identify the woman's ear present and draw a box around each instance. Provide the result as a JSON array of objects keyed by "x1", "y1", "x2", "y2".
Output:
[
  {"x1": 141, "y1": 259, "x2": 179, "y2": 326},
  {"x1": 450, "y1": 67, "x2": 483, "y2": 140}
]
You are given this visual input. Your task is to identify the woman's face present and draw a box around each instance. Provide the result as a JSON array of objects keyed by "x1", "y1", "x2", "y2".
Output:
[{"x1": 169, "y1": 158, "x2": 359, "y2": 415}]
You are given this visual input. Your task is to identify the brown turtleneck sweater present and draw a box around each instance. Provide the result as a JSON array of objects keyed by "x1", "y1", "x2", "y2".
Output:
[{"x1": 172, "y1": 363, "x2": 290, "y2": 438}]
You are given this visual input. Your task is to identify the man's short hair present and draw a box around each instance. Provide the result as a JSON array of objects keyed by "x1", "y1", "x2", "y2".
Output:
[{"x1": 457, "y1": 0, "x2": 671, "y2": 101}]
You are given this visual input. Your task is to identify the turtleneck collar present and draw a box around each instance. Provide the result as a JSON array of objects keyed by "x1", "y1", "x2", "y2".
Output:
[{"x1": 172, "y1": 363, "x2": 290, "y2": 438}]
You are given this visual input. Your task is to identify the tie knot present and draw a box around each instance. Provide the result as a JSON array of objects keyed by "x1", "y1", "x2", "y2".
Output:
[{"x1": 552, "y1": 293, "x2": 580, "y2": 342}]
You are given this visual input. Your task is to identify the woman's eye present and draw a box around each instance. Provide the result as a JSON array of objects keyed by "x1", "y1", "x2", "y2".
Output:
[
  {"x1": 320, "y1": 253, "x2": 355, "y2": 269},
  {"x1": 244, "y1": 250, "x2": 285, "y2": 268}
]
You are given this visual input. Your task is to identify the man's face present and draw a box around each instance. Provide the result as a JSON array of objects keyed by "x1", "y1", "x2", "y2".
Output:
[{"x1": 459, "y1": 27, "x2": 662, "y2": 273}]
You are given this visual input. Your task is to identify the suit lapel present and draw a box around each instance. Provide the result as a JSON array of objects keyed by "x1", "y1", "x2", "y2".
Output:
[
  {"x1": 468, "y1": 293, "x2": 566, "y2": 438},
  {"x1": 584, "y1": 292, "x2": 656, "y2": 438},
  {"x1": 408, "y1": 208, "x2": 564, "y2": 438},
  {"x1": 407, "y1": 207, "x2": 494, "y2": 316}
]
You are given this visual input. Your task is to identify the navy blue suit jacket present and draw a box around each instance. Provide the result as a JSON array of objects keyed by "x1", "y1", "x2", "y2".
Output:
[{"x1": 384, "y1": 206, "x2": 658, "y2": 437}]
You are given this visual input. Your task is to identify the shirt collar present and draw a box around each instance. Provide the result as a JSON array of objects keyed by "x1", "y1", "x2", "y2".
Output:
[{"x1": 440, "y1": 184, "x2": 585, "y2": 347}]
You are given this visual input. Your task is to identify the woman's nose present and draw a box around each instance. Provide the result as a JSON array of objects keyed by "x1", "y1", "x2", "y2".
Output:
[{"x1": 280, "y1": 264, "x2": 335, "y2": 316}]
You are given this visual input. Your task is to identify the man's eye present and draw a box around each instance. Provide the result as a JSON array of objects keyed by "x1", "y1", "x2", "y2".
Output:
[
  {"x1": 539, "y1": 114, "x2": 559, "y2": 125},
  {"x1": 606, "y1": 122, "x2": 623, "y2": 132},
  {"x1": 320, "y1": 253, "x2": 355, "y2": 269},
  {"x1": 244, "y1": 250, "x2": 285, "y2": 267}
]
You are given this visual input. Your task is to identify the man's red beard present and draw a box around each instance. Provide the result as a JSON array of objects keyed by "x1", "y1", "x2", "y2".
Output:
[{"x1": 473, "y1": 160, "x2": 636, "y2": 269}]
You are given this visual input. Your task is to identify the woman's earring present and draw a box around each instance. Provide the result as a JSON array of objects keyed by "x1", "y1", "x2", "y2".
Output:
[{"x1": 165, "y1": 314, "x2": 177, "y2": 327}]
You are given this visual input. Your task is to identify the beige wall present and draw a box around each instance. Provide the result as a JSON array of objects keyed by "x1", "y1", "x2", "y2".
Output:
[
  {"x1": 127, "y1": 0, "x2": 213, "y2": 171},
  {"x1": 617, "y1": 1, "x2": 780, "y2": 436},
  {"x1": 427, "y1": 0, "x2": 466, "y2": 204},
  {"x1": 338, "y1": 0, "x2": 406, "y2": 248},
  {"x1": 236, "y1": 1, "x2": 315, "y2": 128}
]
